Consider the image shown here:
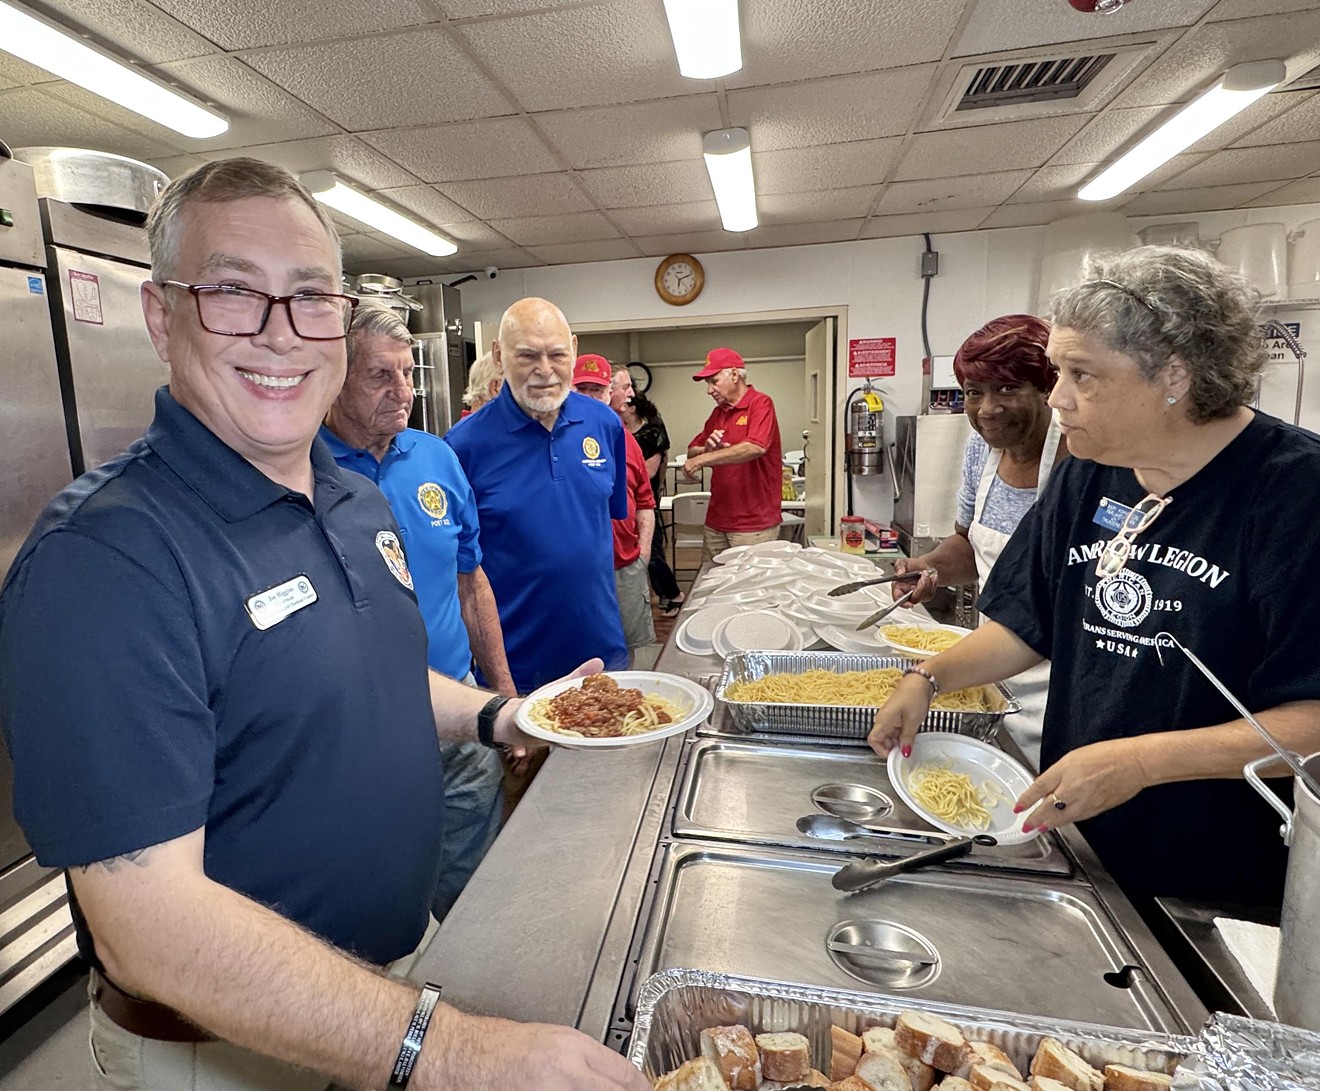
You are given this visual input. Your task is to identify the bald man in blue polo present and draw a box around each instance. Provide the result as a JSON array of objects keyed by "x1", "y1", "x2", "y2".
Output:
[{"x1": 445, "y1": 298, "x2": 629, "y2": 694}]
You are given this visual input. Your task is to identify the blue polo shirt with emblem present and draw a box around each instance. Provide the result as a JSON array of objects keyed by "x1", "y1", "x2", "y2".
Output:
[
  {"x1": 321, "y1": 426, "x2": 481, "y2": 681},
  {"x1": 0, "y1": 387, "x2": 444, "y2": 967},
  {"x1": 444, "y1": 387, "x2": 629, "y2": 693}
]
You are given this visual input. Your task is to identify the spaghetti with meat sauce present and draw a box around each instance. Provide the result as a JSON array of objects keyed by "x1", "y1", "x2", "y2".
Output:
[{"x1": 528, "y1": 674, "x2": 684, "y2": 738}]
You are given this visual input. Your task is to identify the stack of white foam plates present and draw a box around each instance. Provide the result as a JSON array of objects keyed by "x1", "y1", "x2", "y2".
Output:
[
  {"x1": 675, "y1": 603, "x2": 746, "y2": 656},
  {"x1": 711, "y1": 610, "x2": 803, "y2": 658},
  {"x1": 796, "y1": 587, "x2": 887, "y2": 625}
]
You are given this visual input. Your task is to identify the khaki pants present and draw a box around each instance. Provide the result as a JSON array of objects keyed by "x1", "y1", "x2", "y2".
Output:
[
  {"x1": 86, "y1": 917, "x2": 440, "y2": 1091},
  {"x1": 701, "y1": 526, "x2": 781, "y2": 562}
]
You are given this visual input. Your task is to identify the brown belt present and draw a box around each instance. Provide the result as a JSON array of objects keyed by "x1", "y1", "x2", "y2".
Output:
[{"x1": 91, "y1": 970, "x2": 217, "y2": 1044}]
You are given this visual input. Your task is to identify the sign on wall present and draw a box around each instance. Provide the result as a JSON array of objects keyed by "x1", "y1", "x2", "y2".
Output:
[{"x1": 848, "y1": 337, "x2": 895, "y2": 378}]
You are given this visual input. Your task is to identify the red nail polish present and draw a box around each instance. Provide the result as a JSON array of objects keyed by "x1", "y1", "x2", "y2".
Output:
[
  {"x1": 1021, "y1": 823, "x2": 1035, "y2": 834},
  {"x1": 901, "y1": 745, "x2": 912, "y2": 758},
  {"x1": 1012, "y1": 803, "x2": 1024, "y2": 814}
]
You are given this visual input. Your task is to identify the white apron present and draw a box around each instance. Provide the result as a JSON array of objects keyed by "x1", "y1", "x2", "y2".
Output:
[{"x1": 967, "y1": 415, "x2": 1062, "y2": 770}]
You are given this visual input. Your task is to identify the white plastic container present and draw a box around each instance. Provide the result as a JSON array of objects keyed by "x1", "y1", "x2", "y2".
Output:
[
  {"x1": 1216, "y1": 223, "x2": 1287, "y2": 298},
  {"x1": 1288, "y1": 218, "x2": 1320, "y2": 301},
  {"x1": 1036, "y1": 213, "x2": 1138, "y2": 314}
]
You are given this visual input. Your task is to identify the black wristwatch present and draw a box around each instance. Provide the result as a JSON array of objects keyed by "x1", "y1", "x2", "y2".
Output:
[{"x1": 477, "y1": 695, "x2": 511, "y2": 748}]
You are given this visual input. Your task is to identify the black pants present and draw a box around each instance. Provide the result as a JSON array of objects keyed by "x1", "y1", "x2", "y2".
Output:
[{"x1": 648, "y1": 520, "x2": 682, "y2": 602}]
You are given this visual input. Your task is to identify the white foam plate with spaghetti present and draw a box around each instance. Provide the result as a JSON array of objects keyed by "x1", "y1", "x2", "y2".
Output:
[
  {"x1": 516, "y1": 671, "x2": 714, "y2": 750},
  {"x1": 878, "y1": 622, "x2": 974, "y2": 659},
  {"x1": 675, "y1": 604, "x2": 746, "y2": 656},
  {"x1": 814, "y1": 623, "x2": 892, "y2": 655},
  {"x1": 711, "y1": 611, "x2": 803, "y2": 658},
  {"x1": 888, "y1": 732, "x2": 1039, "y2": 846}
]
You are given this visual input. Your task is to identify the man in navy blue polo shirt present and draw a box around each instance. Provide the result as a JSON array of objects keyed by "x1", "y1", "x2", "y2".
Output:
[
  {"x1": 0, "y1": 160, "x2": 648, "y2": 1091},
  {"x1": 445, "y1": 298, "x2": 630, "y2": 694},
  {"x1": 322, "y1": 302, "x2": 515, "y2": 923}
]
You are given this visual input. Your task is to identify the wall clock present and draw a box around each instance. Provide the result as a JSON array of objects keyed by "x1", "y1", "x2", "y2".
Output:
[
  {"x1": 655, "y1": 253, "x2": 704, "y2": 306},
  {"x1": 629, "y1": 361, "x2": 653, "y2": 394}
]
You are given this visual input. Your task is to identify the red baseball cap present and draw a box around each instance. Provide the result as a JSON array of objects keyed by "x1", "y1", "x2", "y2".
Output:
[
  {"x1": 692, "y1": 347, "x2": 744, "y2": 381},
  {"x1": 572, "y1": 354, "x2": 612, "y2": 387}
]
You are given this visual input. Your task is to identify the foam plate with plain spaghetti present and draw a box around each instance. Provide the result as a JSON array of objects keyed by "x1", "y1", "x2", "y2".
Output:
[
  {"x1": 878, "y1": 622, "x2": 974, "y2": 659},
  {"x1": 516, "y1": 671, "x2": 714, "y2": 751},
  {"x1": 888, "y1": 731, "x2": 1039, "y2": 846}
]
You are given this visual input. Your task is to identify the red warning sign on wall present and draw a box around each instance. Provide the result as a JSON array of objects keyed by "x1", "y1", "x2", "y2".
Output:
[{"x1": 848, "y1": 337, "x2": 895, "y2": 378}]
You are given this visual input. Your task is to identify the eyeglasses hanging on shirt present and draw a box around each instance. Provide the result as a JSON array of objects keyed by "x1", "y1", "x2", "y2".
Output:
[{"x1": 1095, "y1": 493, "x2": 1172, "y2": 581}]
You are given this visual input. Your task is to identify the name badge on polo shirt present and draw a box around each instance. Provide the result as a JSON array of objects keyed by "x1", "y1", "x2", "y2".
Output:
[
  {"x1": 1093, "y1": 497, "x2": 1134, "y2": 533},
  {"x1": 245, "y1": 575, "x2": 318, "y2": 631}
]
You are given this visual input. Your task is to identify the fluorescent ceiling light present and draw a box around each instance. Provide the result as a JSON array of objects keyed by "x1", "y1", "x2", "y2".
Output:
[
  {"x1": 663, "y1": 0, "x2": 742, "y2": 79},
  {"x1": 1078, "y1": 60, "x2": 1286, "y2": 201},
  {"x1": 703, "y1": 128, "x2": 757, "y2": 233},
  {"x1": 0, "y1": 1, "x2": 228, "y2": 139},
  {"x1": 301, "y1": 172, "x2": 458, "y2": 258}
]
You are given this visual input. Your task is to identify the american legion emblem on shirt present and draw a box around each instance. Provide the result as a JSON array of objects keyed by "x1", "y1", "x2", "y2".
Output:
[
  {"x1": 375, "y1": 530, "x2": 414, "y2": 590},
  {"x1": 417, "y1": 481, "x2": 449, "y2": 523},
  {"x1": 582, "y1": 436, "x2": 601, "y2": 460}
]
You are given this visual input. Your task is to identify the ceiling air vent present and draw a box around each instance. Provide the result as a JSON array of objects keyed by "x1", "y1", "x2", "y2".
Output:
[
  {"x1": 956, "y1": 54, "x2": 1113, "y2": 112},
  {"x1": 932, "y1": 43, "x2": 1152, "y2": 126},
  {"x1": 1274, "y1": 61, "x2": 1320, "y2": 93}
]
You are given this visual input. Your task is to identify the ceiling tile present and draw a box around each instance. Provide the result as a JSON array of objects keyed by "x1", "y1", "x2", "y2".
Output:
[
  {"x1": 1113, "y1": 11, "x2": 1320, "y2": 110},
  {"x1": 525, "y1": 239, "x2": 641, "y2": 265},
  {"x1": 1047, "y1": 107, "x2": 1166, "y2": 167},
  {"x1": 1230, "y1": 92, "x2": 1320, "y2": 148},
  {"x1": 861, "y1": 208, "x2": 996, "y2": 239},
  {"x1": 0, "y1": 50, "x2": 58, "y2": 89},
  {"x1": 727, "y1": 66, "x2": 938, "y2": 153},
  {"x1": 875, "y1": 171, "x2": 1036, "y2": 215},
  {"x1": 531, "y1": 96, "x2": 721, "y2": 170},
  {"x1": 1242, "y1": 177, "x2": 1320, "y2": 207},
  {"x1": 980, "y1": 201, "x2": 1091, "y2": 230},
  {"x1": 631, "y1": 232, "x2": 745, "y2": 258},
  {"x1": 759, "y1": 187, "x2": 879, "y2": 225},
  {"x1": 347, "y1": 254, "x2": 455, "y2": 279},
  {"x1": 753, "y1": 139, "x2": 903, "y2": 194},
  {"x1": 729, "y1": 1, "x2": 963, "y2": 89},
  {"x1": 442, "y1": 247, "x2": 541, "y2": 273},
  {"x1": 341, "y1": 232, "x2": 412, "y2": 264},
  {"x1": 434, "y1": 220, "x2": 519, "y2": 248},
  {"x1": 1011, "y1": 154, "x2": 1202, "y2": 203},
  {"x1": 374, "y1": 185, "x2": 485, "y2": 226},
  {"x1": 435, "y1": 172, "x2": 594, "y2": 218},
  {"x1": 222, "y1": 135, "x2": 421, "y2": 190},
  {"x1": 577, "y1": 160, "x2": 712, "y2": 209},
  {"x1": 154, "y1": 56, "x2": 339, "y2": 151},
  {"x1": 241, "y1": 29, "x2": 512, "y2": 130},
  {"x1": 148, "y1": 154, "x2": 210, "y2": 179},
  {"x1": 0, "y1": 87, "x2": 178, "y2": 160},
  {"x1": 609, "y1": 202, "x2": 721, "y2": 236},
  {"x1": 895, "y1": 116, "x2": 1089, "y2": 182},
  {"x1": 744, "y1": 220, "x2": 867, "y2": 249},
  {"x1": 361, "y1": 117, "x2": 560, "y2": 183},
  {"x1": 456, "y1": 2, "x2": 689, "y2": 113},
  {"x1": 436, "y1": 0, "x2": 604, "y2": 14},
  {"x1": 148, "y1": 0, "x2": 434, "y2": 50},
  {"x1": 1194, "y1": 90, "x2": 1305, "y2": 150},
  {"x1": 1119, "y1": 181, "x2": 1285, "y2": 215},
  {"x1": 37, "y1": 0, "x2": 216, "y2": 64},
  {"x1": 487, "y1": 211, "x2": 621, "y2": 246},
  {"x1": 955, "y1": 0, "x2": 1214, "y2": 56},
  {"x1": 1156, "y1": 143, "x2": 1320, "y2": 190}
]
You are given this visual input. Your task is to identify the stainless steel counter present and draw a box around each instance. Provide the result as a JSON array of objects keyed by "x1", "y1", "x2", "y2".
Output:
[{"x1": 409, "y1": 569, "x2": 1208, "y2": 1045}]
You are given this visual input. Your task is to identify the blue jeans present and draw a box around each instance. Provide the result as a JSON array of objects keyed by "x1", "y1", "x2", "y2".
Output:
[{"x1": 431, "y1": 674, "x2": 506, "y2": 921}]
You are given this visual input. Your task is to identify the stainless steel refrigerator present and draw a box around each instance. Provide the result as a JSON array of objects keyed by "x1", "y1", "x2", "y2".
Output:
[
  {"x1": 408, "y1": 281, "x2": 466, "y2": 435},
  {"x1": 892, "y1": 413, "x2": 970, "y2": 557},
  {"x1": 0, "y1": 147, "x2": 78, "y2": 1017}
]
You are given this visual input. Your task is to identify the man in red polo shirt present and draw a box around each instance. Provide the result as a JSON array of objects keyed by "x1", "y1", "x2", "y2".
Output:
[
  {"x1": 573, "y1": 355, "x2": 656, "y2": 660},
  {"x1": 682, "y1": 347, "x2": 783, "y2": 560}
]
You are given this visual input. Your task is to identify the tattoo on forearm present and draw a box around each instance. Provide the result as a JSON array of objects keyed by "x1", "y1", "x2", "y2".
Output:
[{"x1": 76, "y1": 847, "x2": 155, "y2": 874}]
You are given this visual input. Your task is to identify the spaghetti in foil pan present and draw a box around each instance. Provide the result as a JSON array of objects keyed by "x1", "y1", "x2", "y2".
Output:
[
  {"x1": 714, "y1": 651, "x2": 1020, "y2": 741},
  {"x1": 628, "y1": 968, "x2": 1192, "y2": 1083}
]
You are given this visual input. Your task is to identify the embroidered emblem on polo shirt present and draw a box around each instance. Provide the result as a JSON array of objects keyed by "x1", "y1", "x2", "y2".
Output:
[
  {"x1": 736, "y1": 414, "x2": 749, "y2": 426},
  {"x1": 582, "y1": 436, "x2": 601, "y2": 460},
  {"x1": 417, "y1": 482, "x2": 448, "y2": 521},
  {"x1": 375, "y1": 530, "x2": 414, "y2": 590}
]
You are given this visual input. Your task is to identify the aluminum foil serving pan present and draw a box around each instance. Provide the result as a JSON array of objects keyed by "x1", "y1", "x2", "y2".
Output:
[
  {"x1": 628, "y1": 968, "x2": 1193, "y2": 1083},
  {"x1": 714, "y1": 651, "x2": 1019, "y2": 742}
]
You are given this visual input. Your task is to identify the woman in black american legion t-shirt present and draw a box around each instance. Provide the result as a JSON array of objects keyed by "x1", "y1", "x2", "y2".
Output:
[{"x1": 871, "y1": 245, "x2": 1320, "y2": 912}]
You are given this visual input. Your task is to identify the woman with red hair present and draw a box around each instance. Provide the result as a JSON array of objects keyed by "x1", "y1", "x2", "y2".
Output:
[{"x1": 892, "y1": 314, "x2": 1066, "y2": 764}]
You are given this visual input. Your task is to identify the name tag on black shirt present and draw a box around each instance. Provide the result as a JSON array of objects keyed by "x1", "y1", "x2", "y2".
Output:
[{"x1": 245, "y1": 575, "x2": 318, "y2": 631}]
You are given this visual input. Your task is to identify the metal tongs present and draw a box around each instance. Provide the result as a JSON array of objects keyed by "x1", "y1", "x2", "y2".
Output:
[
  {"x1": 831, "y1": 833, "x2": 997, "y2": 893},
  {"x1": 828, "y1": 572, "x2": 916, "y2": 597},
  {"x1": 1155, "y1": 631, "x2": 1320, "y2": 799},
  {"x1": 839, "y1": 567, "x2": 937, "y2": 631}
]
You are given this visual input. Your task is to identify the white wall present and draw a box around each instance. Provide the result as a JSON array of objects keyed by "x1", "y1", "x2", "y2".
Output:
[{"x1": 442, "y1": 199, "x2": 1320, "y2": 528}]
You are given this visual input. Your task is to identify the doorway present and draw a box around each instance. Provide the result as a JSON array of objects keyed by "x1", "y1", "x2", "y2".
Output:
[{"x1": 575, "y1": 306, "x2": 846, "y2": 540}]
